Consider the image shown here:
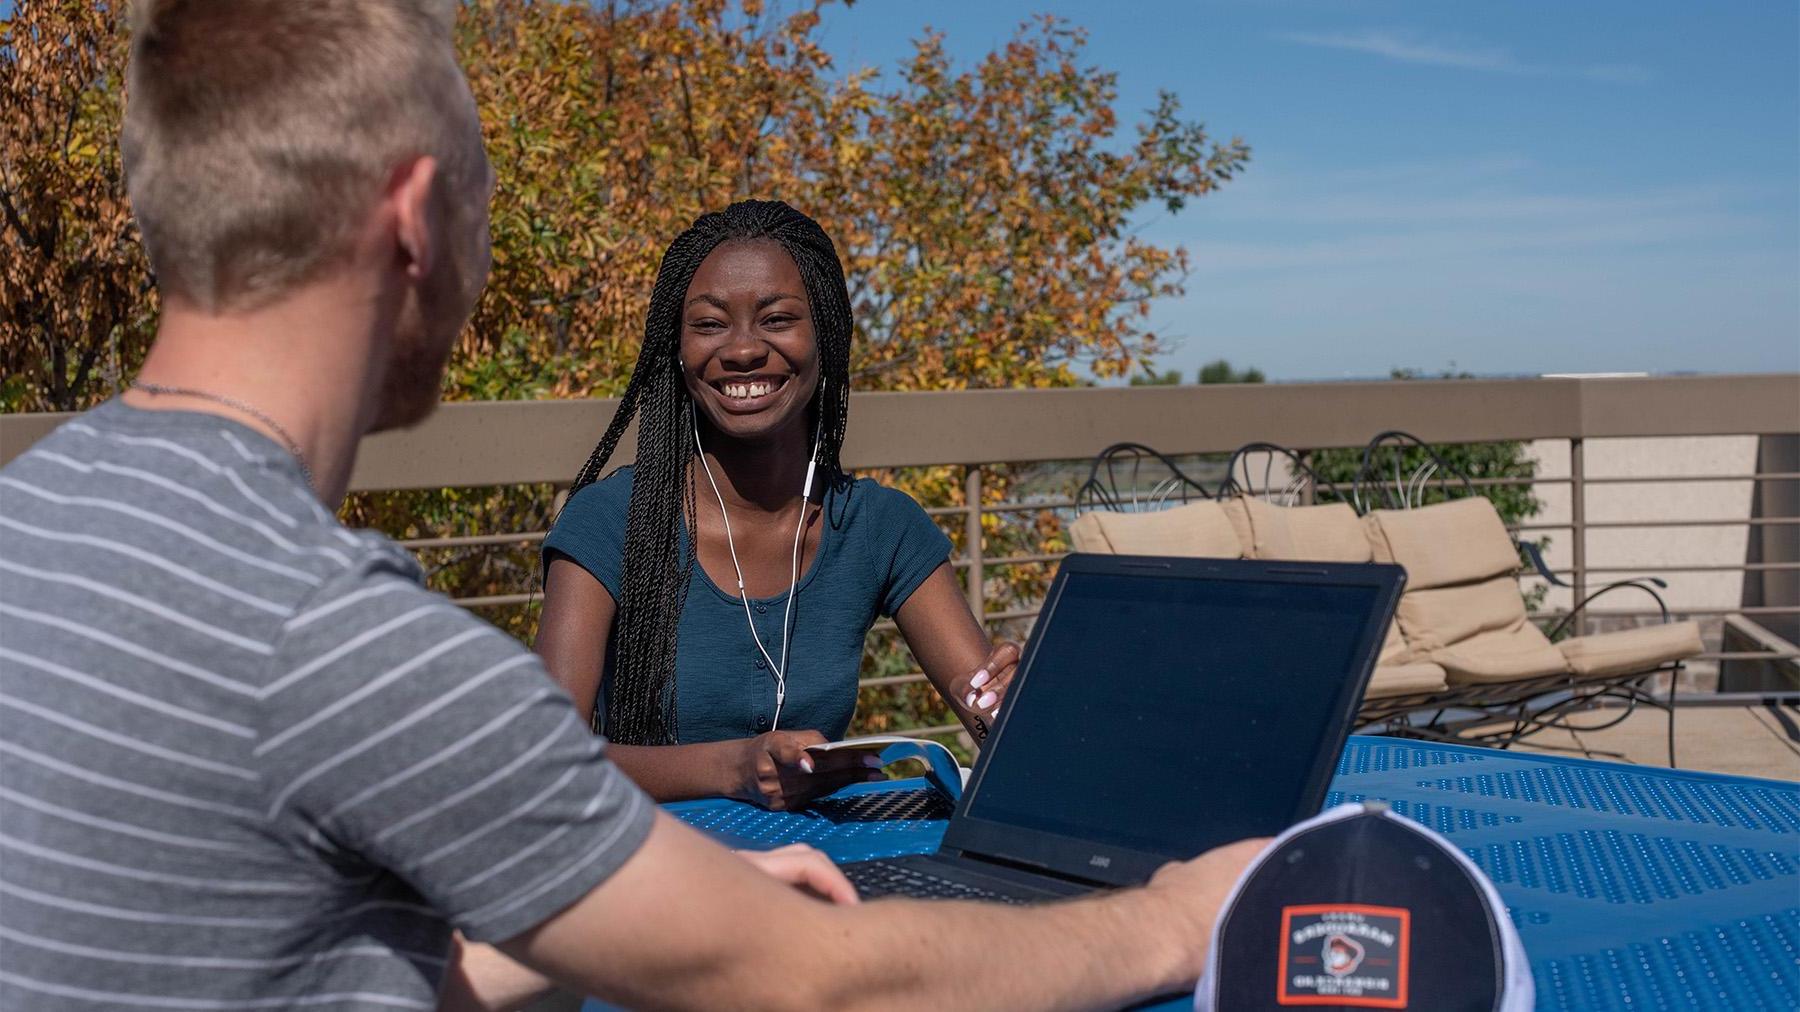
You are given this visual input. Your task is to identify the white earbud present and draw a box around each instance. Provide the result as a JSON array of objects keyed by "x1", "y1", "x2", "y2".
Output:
[{"x1": 693, "y1": 384, "x2": 825, "y2": 733}]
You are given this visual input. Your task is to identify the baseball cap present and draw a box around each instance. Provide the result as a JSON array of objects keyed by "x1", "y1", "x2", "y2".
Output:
[{"x1": 1195, "y1": 802, "x2": 1534, "y2": 1011}]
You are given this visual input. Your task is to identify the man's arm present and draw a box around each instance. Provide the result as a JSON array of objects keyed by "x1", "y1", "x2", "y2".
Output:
[
  {"x1": 498, "y1": 812, "x2": 1263, "y2": 1012},
  {"x1": 268, "y1": 570, "x2": 1255, "y2": 1009},
  {"x1": 440, "y1": 844, "x2": 863, "y2": 1011},
  {"x1": 439, "y1": 936, "x2": 552, "y2": 1012}
]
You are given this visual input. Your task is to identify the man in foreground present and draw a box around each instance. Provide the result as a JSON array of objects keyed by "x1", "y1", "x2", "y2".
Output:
[{"x1": 0, "y1": 2, "x2": 1263, "y2": 1008}]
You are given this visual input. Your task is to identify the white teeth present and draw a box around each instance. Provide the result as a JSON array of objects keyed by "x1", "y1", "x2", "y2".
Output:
[{"x1": 721, "y1": 380, "x2": 775, "y2": 399}]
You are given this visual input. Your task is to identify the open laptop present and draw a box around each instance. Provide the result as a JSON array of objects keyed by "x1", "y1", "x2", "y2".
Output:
[{"x1": 841, "y1": 553, "x2": 1405, "y2": 903}]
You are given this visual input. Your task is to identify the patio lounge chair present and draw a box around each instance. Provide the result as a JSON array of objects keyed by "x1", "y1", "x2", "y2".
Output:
[
  {"x1": 1349, "y1": 432, "x2": 1703, "y2": 763},
  {"x1": 1068, "y1": 443, "x2": 1235, "y2": 555},
  {"x1": 1068, "y1": 435, "x2": 1704, "y2": 763},
  {"x1": 1213, "y1": 444, "x2": 1448, "y2": 701}
]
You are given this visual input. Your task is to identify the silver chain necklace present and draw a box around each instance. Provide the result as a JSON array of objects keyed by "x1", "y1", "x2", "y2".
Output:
[{"x1": 132, "y1": 381, "x2": 315, "y2": 491}]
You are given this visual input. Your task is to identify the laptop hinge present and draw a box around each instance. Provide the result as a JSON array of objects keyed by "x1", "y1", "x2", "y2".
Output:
[{"x1": 944, "y1": 848, "x2": 1113, "y2": 890}]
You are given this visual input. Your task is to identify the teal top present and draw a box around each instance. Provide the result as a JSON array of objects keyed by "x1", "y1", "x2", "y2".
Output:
[{"x1": 543, "y1": 467, "x2": 952, "y2": 743}]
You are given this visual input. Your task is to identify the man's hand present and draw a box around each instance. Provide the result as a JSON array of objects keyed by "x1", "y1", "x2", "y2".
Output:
[
  {"x1": 1140, "y1": 838, "x2": 1272, "y2": 984},
  {"x1": 736, "y1": 844, "x2": 859, "y2": 904},
  {"x1": 730, "y1": 730, "x2": 884, "y2": 811}
]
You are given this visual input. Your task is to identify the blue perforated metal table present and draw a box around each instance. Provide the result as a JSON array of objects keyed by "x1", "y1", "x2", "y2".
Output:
[{"x1": 597, "y1": 737, "x2": 1800, "y2": 1010}]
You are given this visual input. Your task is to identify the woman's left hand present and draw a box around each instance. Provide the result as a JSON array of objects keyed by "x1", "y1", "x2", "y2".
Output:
[{"x1": 955, "y1": 640, "x2": 1021, "y2": 724}]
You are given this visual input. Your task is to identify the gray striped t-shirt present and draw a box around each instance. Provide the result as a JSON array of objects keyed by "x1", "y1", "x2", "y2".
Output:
[{"x1": 0, "y1": 400, "x2": 654, "y2": 1009}]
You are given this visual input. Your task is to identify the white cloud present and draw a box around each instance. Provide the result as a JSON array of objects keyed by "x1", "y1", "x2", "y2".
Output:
[
  {"x1": 1169, "y1": 169, "x2": 1773, "y2": 274},
  {"x1": 1137, "y1": 155, "x2": 1795, "y2": 380},
  {"x1": 1277, "y1": 29, "x2": 1652, "y2": 84}
]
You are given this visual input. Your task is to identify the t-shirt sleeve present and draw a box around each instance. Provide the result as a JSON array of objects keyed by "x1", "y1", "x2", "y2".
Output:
[
  {"x1": 872, "y1": 483, "x2": 955, "y2": 617},
  {"x1": 541, "y1": 472, "x2": 632, "y2": 598},
  {"x1": 254, "y1": 554, "x2": 654, "y2": 943}
]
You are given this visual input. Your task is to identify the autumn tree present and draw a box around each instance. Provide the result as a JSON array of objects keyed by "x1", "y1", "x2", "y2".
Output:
[
  {"x1": 447, "y1": 0, "x2": 1247, "y2": 401},
  {"x1": 0, "y1": 1, "x2": 152, "y2": 412},
  {"x1": 2, "y1": 0, "x2": 1248, "y2": 739},
  {"x1": 3, "y1": 0, "x2": 1245, "y2": 409}
]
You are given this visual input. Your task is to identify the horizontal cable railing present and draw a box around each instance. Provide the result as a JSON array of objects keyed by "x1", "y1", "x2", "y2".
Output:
[{"x1": 7, "y1": 374, "x2": 1797, "y2": 735}]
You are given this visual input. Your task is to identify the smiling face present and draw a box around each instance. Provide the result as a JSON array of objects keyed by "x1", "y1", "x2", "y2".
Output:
[{"x1": 680, "y1": 240, "x2": 820, "y2": 446}]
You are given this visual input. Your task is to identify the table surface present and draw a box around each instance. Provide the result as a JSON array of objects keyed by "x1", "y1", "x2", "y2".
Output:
[{"x1": 600, "y1": 736, "x2": 1800, "y2": 1011}]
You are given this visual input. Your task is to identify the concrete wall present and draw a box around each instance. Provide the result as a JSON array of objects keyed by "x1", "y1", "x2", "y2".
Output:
[{"x1": 1526, "y1": 436, "x2": 1758, "y2": 617}]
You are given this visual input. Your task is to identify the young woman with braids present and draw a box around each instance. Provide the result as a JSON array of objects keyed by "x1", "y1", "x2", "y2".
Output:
[{"x1": 537, "y1": 200, "x2": 1020, "y2": 811}]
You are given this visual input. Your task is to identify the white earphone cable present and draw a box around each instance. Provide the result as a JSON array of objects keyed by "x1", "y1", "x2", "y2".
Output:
[{"x1": 693, "y1": 405, "x2": 821, "y2": 732}]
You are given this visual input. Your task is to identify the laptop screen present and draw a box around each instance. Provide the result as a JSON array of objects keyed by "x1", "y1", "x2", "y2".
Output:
[{"x1": 957, "y1": 564, "x2": 1387, "y2": 866}]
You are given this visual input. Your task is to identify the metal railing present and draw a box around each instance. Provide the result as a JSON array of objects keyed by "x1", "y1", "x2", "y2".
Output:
[{"x1": 5, "y1": 373, "x2": 1797, "y2": 714}]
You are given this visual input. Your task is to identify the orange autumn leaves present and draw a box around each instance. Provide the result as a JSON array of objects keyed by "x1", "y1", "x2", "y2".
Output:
[
  {"x1": 3, "y1": 0, "x2": 1245, "y2": 410},
  {"x1": 422, "y1": 0, "x2": 1254, "y2": 401},
  {"x1": 1, "y1": 1, "x2": 150, "y2": 412}
]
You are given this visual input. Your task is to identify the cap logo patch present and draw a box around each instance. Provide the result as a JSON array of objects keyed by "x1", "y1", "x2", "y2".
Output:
[
  {"x1": 1277, "y1": 904, "x2": 1410, "y2": 1007},
  {"x1": 1324, "y1": 934, "x2": 1365, "y2": 976}
]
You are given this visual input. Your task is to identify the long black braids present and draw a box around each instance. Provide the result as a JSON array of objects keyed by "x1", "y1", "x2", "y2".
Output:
[{"x1": 564, "y1": 199, "x2": 855, "y2": 745}]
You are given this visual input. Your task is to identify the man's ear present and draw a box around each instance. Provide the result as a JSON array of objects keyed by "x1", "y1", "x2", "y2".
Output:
[{"x1": 388, "y1": 155, "x2": 440, "y2": 281}]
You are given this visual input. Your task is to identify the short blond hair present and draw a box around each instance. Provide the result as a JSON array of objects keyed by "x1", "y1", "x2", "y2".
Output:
[{"x1": 123, "y1": 0, "x2": 478, "y2": 312}]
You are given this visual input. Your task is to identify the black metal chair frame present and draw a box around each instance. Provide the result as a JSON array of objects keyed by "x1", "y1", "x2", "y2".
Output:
[
  {"x1": 1218, "y1": 442, "x2": 1348, "y2": 505},
  {"x1": 1353, "y1": 430, "x2": 1478, "y2": 512},
  {"x1": 1068, "y1": 435, "x2": 1687, "y2": 763},
  {"x1": 1074, "y1": 442, "x2": 1214, "y2": 514},
  {"x1": 1349, "y1": 430, "x2": 1685, "y2": 765},
  {"x1": 1355, "y1": 665, "x2": 1681, "y2": 766}
]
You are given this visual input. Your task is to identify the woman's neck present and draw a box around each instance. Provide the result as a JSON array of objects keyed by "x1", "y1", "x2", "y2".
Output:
[{"x1": 696, "y1": 422, "x2": 815, "y2": 513}]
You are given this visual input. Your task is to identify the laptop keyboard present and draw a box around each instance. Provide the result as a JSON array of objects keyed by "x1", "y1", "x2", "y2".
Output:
[{"x1": 842, "y1": 861, "x2": 1036, "y2": 904}]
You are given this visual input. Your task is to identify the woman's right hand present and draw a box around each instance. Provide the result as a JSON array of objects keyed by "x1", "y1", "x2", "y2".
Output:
[{"x1": 730, "y1": 730, "x2": 883, "y2": 811}]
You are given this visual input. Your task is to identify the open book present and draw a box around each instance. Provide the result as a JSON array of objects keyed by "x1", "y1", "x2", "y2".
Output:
[{"x1": 805, "y1": 735, "x2": 967, "y2": 803}]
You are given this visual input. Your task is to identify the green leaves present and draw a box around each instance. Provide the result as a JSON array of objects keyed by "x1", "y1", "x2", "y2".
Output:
[{"x1": 452, "y1": 1, "x2": 1246, "y2": 400}]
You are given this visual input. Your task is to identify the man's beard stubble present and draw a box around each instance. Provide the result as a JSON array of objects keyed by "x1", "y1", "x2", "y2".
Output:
[{"x1": 370, "y1": 317, "x2": 455, "y2": 433}]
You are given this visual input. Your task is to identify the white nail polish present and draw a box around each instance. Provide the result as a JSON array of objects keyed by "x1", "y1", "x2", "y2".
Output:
[
  {"x1": 965, "y1": 692, "x2": 977, "y2": 707},
  {"x1": 977, "y1": 690, "x2": 997, "y2": 709},
  {"x1": 970, "y1": 669, "x2": 990, "y2": 689}
]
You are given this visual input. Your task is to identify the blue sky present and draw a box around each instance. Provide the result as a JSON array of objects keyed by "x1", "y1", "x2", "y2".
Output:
[
  {"x1": 819, "y1": 1, "x2": 1800, "y2": 381},
  {"x1": 8, "y1": 1, "x2": 1792, "y2": 380}
]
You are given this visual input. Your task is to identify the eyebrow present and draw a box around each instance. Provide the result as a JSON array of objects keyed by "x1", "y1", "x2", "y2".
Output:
[{"x1": 683, "y1": 293, "x2": 806, "y2": 312}]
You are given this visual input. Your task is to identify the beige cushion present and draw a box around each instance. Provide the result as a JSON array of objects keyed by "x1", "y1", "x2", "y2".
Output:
[
  {"x1": 1221, "y1": 497, "x2": 1372, "y2": 563},
  {"x1": 1066, "y1": 502, "x2": 1243, "y2": 558},
  {"x1": 1365, "y1": 498, "x2": 1520, "y2": 590},
  {"x1": 1393, "y1": 573, "x2": 1568, "y2": 684},
  {"x1": 1068, "y1": 511, "x2": 1109, "y2": 553},
  {"x1": 1558, "y1": 621, "x2": 1704, "y2": 679},
  {"x1": 1435, "y1": 625, "x2": 1570, "y2": 684},
  {"x1": 1396, "y1": 575, "x2": 1532, "y2": 653},
  {"x1": 1378, "y1": 619, "x2": 1412, "y2": 665},
  {"x1": 1366, "y1": 662, "x2": 1449, "y2": 698}
]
